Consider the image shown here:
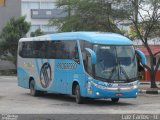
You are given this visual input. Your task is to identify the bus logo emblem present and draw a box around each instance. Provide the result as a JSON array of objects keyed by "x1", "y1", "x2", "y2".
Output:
[{"x1": 40, "y1": 62, "x2": 52, "y2": 88}]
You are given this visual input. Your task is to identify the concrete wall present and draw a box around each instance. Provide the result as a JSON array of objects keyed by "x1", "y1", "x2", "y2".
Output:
[
  {"x1": 0, "y1": 0, "x2": 21, "y2": 32},
  {"x1": 0, "y1": 60, "x2": 16, "y2": 70}
]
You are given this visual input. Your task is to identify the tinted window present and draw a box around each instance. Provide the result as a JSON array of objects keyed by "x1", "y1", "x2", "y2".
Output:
[
  {"x1": 53, "y1": 41, "x2": 79, "y2": 59},
  {"x1": 19, "y1": 42, "x2": 34, "y2": 58},
  {"x1": 79, "y1": 40, "x2": 92, "y2": 61},
  {"x1": 19, "y1": 40, "x2": 79, "y2": 59},
  {"x1": 79, "y1": 41, "x2": 92, "y2": 52},
  {"x1": 32, "y1": 41, "x2": 48, "y2": 58},
  {"x1": 79, "y1": 40, "x2": 92, "y2": 72}
]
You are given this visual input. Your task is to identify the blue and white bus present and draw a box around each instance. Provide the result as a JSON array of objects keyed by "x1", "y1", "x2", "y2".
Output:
[{"x1": 17, "y1": 32, "x2": 146, "y2": 104}]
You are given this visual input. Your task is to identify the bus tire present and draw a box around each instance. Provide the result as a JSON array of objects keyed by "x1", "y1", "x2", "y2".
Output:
[
  {"x1": 30, "y1": 80, "x2": 39, "y2": 96},
  {"x1": 111, "y1": 98, "x2": 119, "y2": 103},
  {"x1": 75, "y1": 85, "x2": 83, "y2": 104}
]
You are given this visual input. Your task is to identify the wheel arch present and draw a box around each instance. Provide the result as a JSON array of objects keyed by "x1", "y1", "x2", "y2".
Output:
[
  {"x1": 72, "y1": 81, "x2": 79, "y2": 95},
  {"x1": 29, "y1": 76, "x2": 34, "y2": 88}
]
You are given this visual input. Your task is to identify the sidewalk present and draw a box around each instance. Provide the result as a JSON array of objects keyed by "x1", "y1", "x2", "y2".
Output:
[{"x1": 139, "y1": 81, "x2": 160, "y2": 94}]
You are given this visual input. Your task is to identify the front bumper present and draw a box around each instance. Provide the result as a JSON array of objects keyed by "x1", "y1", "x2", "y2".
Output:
[{"x1": 87, "y1": 80, "x2": 139, "y2": 98}]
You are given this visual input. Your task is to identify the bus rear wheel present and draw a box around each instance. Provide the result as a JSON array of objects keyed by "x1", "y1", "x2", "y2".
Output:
[
  {"x1": 30, "y1": 80, "x2": 39, "y2": 96},
  {"x1": 75, "y1": 85, "x2": 83, "y2": 104},
  {"x1": 111, "y1": 98, "x2": 119, "y2": 103}
]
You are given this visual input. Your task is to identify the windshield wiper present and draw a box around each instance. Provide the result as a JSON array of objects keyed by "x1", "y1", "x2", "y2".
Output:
[
  {"x1": 108, "y1": 61, "x2": 130, "y2": 81},
  {"x1": 119, "y1": 65, "x2": 130, "y2": 80},
  {"x1": 108, "y1": 66, "x2": 117, "y2": 80}
]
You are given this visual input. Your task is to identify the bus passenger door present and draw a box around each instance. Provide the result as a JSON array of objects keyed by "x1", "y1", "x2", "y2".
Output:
[
  {"x1": 54, "y1": 60, "x2": 68, "y2": 93},
  {"x1": 53, "y1": 40, "x2": 81, "y2": 94},
  {"x1": 55, "y1": 59, "x2": 84, "y2": 95}
]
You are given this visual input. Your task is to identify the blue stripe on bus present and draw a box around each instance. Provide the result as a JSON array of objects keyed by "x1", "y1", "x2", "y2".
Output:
[
  {"x1": 35, "y1": 59, "x2": 40, "y2": 75},
  {"x1": 41, "y1": 59, "x2": 44, "y2": 65},
  {"x1": 47, "y1": 59, "x2": 50, "y2": 63}
]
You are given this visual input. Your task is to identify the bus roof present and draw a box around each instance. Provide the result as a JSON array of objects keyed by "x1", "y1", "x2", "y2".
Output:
[{"x1": 19, "y1": 32, "x2": 133, "y2": 45}]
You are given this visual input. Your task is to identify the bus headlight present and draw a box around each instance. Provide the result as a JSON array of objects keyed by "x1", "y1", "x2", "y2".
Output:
[
  {"x1": 133, "y1": 85, "x2": 138, "y2": 89},
  {"x1": 91, "y1": 81, "x2": 106, "y2": 89}
]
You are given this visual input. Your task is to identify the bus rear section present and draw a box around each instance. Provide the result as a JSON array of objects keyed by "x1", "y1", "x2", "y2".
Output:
[{"x1": 17, "y1": 38, "x2": 87, "y2": 100}]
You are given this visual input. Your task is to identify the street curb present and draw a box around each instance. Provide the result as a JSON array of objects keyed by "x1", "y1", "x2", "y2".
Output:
[
  {"x1": 139, "y1": 89, "x2": 160, "y2": 94},
  {"x1": 139, "y1": 82, "x2": 150, "y2": 85}
]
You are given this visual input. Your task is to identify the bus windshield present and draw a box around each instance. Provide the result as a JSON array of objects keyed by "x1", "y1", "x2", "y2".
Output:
[{"x1": 94, "y1": 45, "x2": 137, "y2": 83}]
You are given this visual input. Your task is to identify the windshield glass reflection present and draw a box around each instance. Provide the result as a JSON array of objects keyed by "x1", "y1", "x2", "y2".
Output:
[{"x1": 94, "y1": 45, "x2": 137, "y2": 82}]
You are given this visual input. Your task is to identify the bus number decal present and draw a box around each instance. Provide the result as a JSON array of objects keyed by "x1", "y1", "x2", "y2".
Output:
[{"x1": 56, "y1": 63, "x2": 77, "y2": 70}]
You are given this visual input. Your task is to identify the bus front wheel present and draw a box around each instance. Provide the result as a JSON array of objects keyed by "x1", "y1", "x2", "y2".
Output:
[
  {"x1": 111, "y1": 98, "x2": 119, "y2": 103},
  {"x1": 30, "y1": 80, "x2": 39, "y2": 96},
  {"x1": 75, "y1": 85, "x2": 83, "y2": 104}
]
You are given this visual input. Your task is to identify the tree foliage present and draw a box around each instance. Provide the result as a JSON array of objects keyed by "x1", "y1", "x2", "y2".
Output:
[
  {"x1": 129, "y1": 21, "x2": 160, "y2": 39},
  {"x1": 128, "y1": 23, "x2": 145, "y2": 39},
  {"x1": 0, "y1": 16, "x2": 30, "y2": 64},
  {"x1": 30, "y1": 28, "x2": 44, "y2": 37},
  {"x1": 130, "y1": 0, "x2": 160, "y2": 88},
  {"x1": 50, "y1": 0, "x2": 131, "y2": 33},
  {"x1": 52, "y1": 0, "x2": 160, "y2": 88}
]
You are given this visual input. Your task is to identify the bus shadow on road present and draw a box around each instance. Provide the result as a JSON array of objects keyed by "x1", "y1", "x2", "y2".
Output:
[
  {"x1": 25, "y1": 93, "x2": 135, "y2": 106},
  {"x1": 42, "y1": 93, "x2": 76, "y2": 102},
  {"x1": 84, "y1": 99, "x2": 135, "y2": 106},
  {"x1": 25, "y1": 93, "x2": 75, "y2": 102}
]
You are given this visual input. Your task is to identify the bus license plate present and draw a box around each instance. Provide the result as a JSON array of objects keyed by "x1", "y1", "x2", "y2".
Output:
[{"x1": 115, "y1": 93, "x2": 123, "y2": 97}]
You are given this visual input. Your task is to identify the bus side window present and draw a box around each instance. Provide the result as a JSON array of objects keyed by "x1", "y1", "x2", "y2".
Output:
[
  {"x1": 19, "y1": 42, "x2": 23, "y2": 57},
  {"x1": 20, "y1": 42, "x2": 33, "y2": 58},
  {"x1": 74, "y1": 44, "x2": 79, "y2": 59},
  {"x1": 32, "y1": 42, "x2": 38, "y2": 58},
  {"x1": 82, "y1": 52, "x2": 87, "y2": 71},
  {"x1": 55, "y1": 41, "x2": 64, "y2": 58},
  {"x1": 79, "y1": 40, "x2": 92, "y2": 71},
  {"x1": 56, "y1": 40, "x2": 79, "y2": 60},
  {"x1": 46, "y1": 41, "x2": 56, "y2": 59},
  {"x1": 40, "y1": 42, "x2": 47, "y2": 58}
]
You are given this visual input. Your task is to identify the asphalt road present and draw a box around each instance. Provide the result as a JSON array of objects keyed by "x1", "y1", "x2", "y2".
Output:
[{"x1": 0, "y1": 76, "x2": 160, "y2": 114}]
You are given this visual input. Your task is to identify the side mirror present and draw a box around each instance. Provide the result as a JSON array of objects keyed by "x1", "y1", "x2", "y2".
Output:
[
  {"x1": 135, "y1": 50, "x2": 147, "y2": 65},
  {"x1": 85, "y1": 48, "x2": 97, "y2": 64}
]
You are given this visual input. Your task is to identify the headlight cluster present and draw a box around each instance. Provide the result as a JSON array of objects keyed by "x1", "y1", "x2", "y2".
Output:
[
  {"x1": 90, "y1": 81, "x2": 138, "y2": 91},
  {"x1": 90, "y1": 81, "x2": 107, "y2": 89}
]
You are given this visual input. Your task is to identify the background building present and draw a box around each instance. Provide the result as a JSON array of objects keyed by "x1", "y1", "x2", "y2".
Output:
[
  {"x1": 0, "y1": 0, "x2": 21, "y2": 33},
  {"x1": 21, "y1": 0, "x2": 67, "y2": 36},
  {"x1": 0, "y1": 0, "x2": 20, "y2": 70}
]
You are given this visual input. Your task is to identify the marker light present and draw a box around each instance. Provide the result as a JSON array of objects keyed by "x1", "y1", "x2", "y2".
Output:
[{"x1": 96, "y1": 92, "x2": 100, "y2": 96}]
